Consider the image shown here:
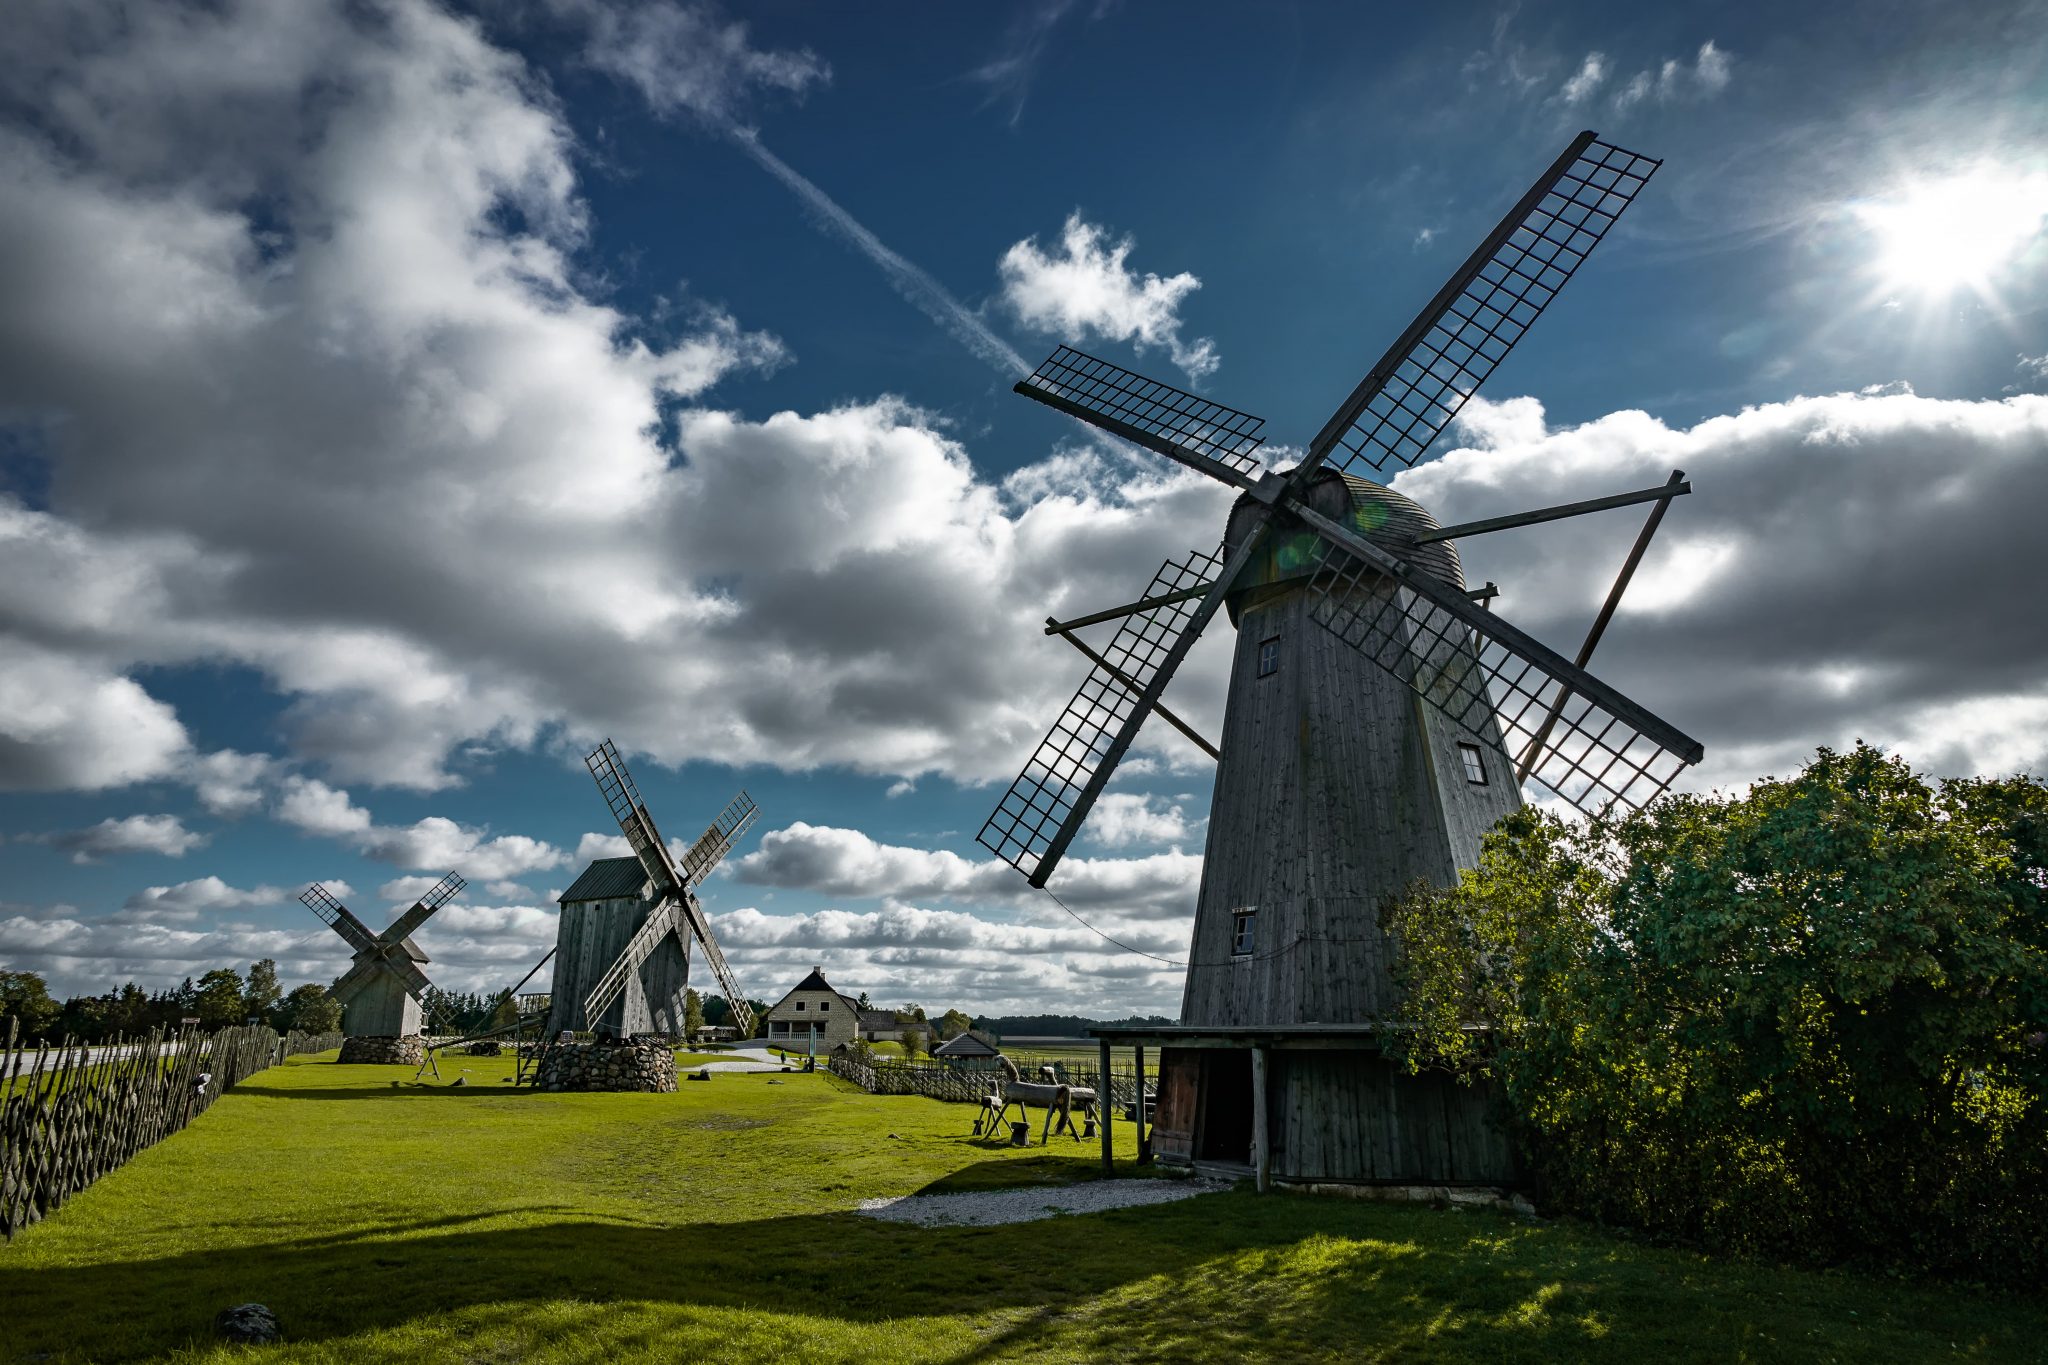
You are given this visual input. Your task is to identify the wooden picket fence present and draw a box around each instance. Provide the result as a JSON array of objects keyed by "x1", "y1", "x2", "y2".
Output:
[
  {"x1": 827, "y1": 1052, "x2": 1151, "y2": 1114},
  {"x1": 0, "y1": 1021, "x2": 343, "y2": 1239}
]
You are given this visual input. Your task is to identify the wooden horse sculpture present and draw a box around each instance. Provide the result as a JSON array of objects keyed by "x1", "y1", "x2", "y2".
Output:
[{"x1": 975, "y1": 1055, "x2": 1098, "y2": 1145}]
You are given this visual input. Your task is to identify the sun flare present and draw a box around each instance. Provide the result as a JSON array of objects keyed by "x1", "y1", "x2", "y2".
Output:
[{"x1": 1857, "y1": 167, "x2": 2048, "y2": 295}]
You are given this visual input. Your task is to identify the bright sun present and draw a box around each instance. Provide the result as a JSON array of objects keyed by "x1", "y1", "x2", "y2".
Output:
[{"x1": 1858, "y1": 167, "x2": 2048, "y2": 294}]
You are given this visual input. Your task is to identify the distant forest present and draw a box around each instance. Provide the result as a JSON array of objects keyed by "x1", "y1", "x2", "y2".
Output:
[{"x1": 970, "y1": 1013, "x2": 1176, "y2": 1039}]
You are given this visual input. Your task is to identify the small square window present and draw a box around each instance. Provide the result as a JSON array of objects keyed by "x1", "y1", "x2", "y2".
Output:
[
  {"x1": 1256, "y1": 636, "x2": 1281, "y2": 678},
  {"x1": 1457, "y1": 742, "x2": 1487, "y2": 785},
  {"x1": 819, "y1": 1000, "x2": 830, "y2": 1011},
  {"x1": 1231, "y1": 908, "x2": 1257, "y2": 957},
  {"x1": 795, "y1": 1001, "x2": 806, "y2": 1011}
]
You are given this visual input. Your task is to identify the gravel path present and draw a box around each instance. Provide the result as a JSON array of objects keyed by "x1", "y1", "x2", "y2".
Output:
[
  {"x1": 858, "y1": 1177, "x2": 1229, "y2": 1227},
  {"x1": 689, "y1": 1046, "x2": 799, "y2": 1074}
]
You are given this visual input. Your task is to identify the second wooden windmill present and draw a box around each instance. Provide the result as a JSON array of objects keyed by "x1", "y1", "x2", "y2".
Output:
[
  {"x1": 544, "y1": 739, "x2": 759, "y2": 1040},
  {"x1": 299, "y1": 872, "x2": 464, "y2": 1061},
  {"x1": 981, "y1": 131, "x2": 1703, "y2": 1190}
]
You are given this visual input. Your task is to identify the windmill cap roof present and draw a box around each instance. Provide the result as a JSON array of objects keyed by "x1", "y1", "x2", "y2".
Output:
[
  {"x1": 1224, "y1": 470, "x2": 1464, "y2": 615},
  {"x1": 559, "y1": 856, "x2": 649, "y2": 904}
]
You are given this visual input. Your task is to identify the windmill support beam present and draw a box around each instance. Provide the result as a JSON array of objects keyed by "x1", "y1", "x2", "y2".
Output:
[
  {"x1": 1287, "y1": 499, "x2": 1703, "y2": 762},
  {"x1": 1099, "y1": 1035, "x2": 1115, "y2": 1173},
  {"x1": 1516, "y1": 470, "x2": 1685, "y2": 782},
  {"x1": 1466, "y1": 582, "x2": 1499, "y2": 606},
  {"x1": 1044, "y1": 583, "x2": 1215, "y2": 635},
  {"x1": 1408, "y1": 476, "x2": 1691, "y2": 545},
  {"x1": 1047, "y1": 622, "x2": 1221, "y2": 761}
]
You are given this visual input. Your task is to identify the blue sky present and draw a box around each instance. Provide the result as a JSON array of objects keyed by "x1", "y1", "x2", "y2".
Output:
[{"x1": 2, "y1": 0, "x2": 2044, "y2": 1016}]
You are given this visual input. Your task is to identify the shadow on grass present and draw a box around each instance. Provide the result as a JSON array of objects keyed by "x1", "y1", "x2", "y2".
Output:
[
  {"x1": 9, "y1": 1176, "x2": 2045, "y2": 1363},
  {"x1": 0, "y1": 1188, "x2": 1622, "y2": 1363},
  {"x1": 230, "y1": 1082, "x2": 539, "y2": 1102}
]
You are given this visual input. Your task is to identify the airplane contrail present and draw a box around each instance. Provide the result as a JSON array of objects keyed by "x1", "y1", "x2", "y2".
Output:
[{"x1": 727, "y1": 127, "x2": 1032, "y2": 380}]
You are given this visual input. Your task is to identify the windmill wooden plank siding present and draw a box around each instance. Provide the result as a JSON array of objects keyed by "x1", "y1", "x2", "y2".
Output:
[
  {"x1": 545, "y1": 857, "x2": 692, "y2": 1037},
  {"x1": 1128, "y1": 478, "x2": 1524, "y2": 1189}
]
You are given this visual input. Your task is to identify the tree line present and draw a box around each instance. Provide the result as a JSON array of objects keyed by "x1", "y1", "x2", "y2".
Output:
[{"x1": 1, "y1": 960, "x2": 342, "y2": 1044}]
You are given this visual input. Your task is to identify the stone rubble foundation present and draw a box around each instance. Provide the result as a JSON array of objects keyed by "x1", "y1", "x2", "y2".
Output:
[
  {"x1": 337, "y1": 1035, "x2": 425, "y2": 1066},
  {"x1": 533, "y1": 1040, "x2": 676, "y2": 1093}
]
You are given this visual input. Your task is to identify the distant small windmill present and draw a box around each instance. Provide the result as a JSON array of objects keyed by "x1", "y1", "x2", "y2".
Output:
[
  {"x1": 298, "y1": 872, "x2": 465, "y2": 1037},
  {"x1": 544, "y1": 740, "x2": 759, "y2": 1040},
  {"x1": 982, "y1": 131, "x2": 1703, "y2": 1188}
]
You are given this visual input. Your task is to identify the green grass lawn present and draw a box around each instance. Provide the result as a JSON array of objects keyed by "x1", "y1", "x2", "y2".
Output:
[{"x1": 2, "y1": 1052, "x2": 2042, "y2": 1364}]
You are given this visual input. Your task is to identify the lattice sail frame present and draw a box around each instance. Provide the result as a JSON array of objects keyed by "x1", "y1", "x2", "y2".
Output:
[
  {"x1": 1018, "y1": 346, "x2": 1267, "y2": 480},
  {"x1": 681, "y1": 791, "x2": 759, "y2": 884},
  {"x1": 979, "y1": 547, "x2": 1225, "y2": 879},
  {"x1": 1312, "y1": 138, "x2": 1660, "y2": 478},
  {"x1": 1304, "y1": 545, "x2": 1691, "y2": 816}
]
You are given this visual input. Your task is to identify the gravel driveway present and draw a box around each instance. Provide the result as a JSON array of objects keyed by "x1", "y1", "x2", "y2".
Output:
[{"x1": 858, "y1": 1177, "x2": 1229, "y2": 1227}]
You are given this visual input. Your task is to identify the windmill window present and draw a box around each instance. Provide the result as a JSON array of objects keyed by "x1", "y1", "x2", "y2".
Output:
[
  {"x1": 1457, "y1": 742, "x2": 1487, "y2": 785},
  {"x1": 1257, "y1": 636, "x2": 1281, "y2": 677},
  {"x1": 1231, "y1": 909, "x2": 1257, "y2": 957}
]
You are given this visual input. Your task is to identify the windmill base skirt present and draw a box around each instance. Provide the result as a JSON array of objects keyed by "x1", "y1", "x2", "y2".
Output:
[
  {"x1": 532, "y1": 1040, "x2": 677, "y2": 1093},
  {"x1": 337, "y1": 1035, "x2": 426, "y2": 1066}
]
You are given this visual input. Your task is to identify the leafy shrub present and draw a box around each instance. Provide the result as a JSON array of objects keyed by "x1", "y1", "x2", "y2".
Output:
[{"x1": 1381, "y1": 744, "x2": 2047, "y2": 1283}]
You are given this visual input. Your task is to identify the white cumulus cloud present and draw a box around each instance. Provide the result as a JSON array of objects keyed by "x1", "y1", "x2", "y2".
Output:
[
  {"x1": 999, "y1": 213, "x2": 1220, "y2": 382},
  {"x1": 45, "y1": 813, "x2": 207, "y2": 864}
]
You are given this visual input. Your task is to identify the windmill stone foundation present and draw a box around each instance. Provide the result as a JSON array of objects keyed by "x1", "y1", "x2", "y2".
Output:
[
  {"x1": 336, "y1": 1035, "x2": 425, "y2": 1066},
  {"x1": 533, "y1": 1040, "x2": 677, "y2": 1093}
]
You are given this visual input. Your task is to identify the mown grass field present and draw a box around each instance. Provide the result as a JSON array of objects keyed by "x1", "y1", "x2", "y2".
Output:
[{"x1": 1, "y1": 1051, "x2": 2043, "y2": 1363}]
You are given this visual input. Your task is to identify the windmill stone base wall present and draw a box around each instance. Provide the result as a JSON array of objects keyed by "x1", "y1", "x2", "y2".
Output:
[
  {"x1": 337, "y1": 1035, "x2": 425, "y2": 1065},
  {"x1": 534, "y1": 1040, "x2": 676, "y2": 1093}
]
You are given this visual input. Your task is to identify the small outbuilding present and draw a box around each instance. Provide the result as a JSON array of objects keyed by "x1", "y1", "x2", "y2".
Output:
[{"x1": 932, "y1": 1031, "x2": 1002, "y2": 1070}]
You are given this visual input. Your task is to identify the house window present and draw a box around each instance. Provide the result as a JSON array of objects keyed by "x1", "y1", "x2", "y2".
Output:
[
  {"x1": 1457, "y1": 742, "x2": 1487, "y2": 785},
  {"x1": 1257, "y1": 636, "x2": 1281, "y2": 677},
  {"x1": 795, "y1": 1001, "x2": 806, "y2": 1011},
  {"x1": 1231, "y1": 908, "x2": 1257, "y2": 957},
  {"x1": 819, "y1": 1000, "x2": 830, "y2": 1011}
]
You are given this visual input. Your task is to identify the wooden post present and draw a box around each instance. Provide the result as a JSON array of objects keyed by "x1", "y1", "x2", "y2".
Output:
[
  {"x1": 1097, "y1": 1037, "x2": 1113, "y2": 1173},
  {"x1": 1252, "y1": 1045, "x2": 1271, "y2": 1194},
  {"x1": 1134, "y1": 1043, "x2": 1150, "y2": 1165}
]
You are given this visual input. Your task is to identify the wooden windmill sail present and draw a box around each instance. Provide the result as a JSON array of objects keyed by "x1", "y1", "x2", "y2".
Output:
[
  {"x1": 298, "y1": 872, "x2": 465, "y2": 1037},
  {"x1": 981, "y1": 132, "x2": 1703, "y2": 1185},
  {"x1": 547, "y1": 739, "x2": 759, "y2": 1039}
]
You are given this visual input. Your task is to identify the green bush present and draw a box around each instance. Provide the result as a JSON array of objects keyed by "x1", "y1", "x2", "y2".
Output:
[{"x1": 1381, "y1": 743, "x2": 2047, "y2": 1283}]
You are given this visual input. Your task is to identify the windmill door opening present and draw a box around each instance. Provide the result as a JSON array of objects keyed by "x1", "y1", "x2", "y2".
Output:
[{"x1": 1195, "y1": 1049, "x2": 1255, "y2": 1167}]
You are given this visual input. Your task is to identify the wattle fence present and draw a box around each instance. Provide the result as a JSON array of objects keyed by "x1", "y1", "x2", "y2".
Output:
[
  {"x1": 827, "y1": 1052, "x2": 1151, "y2": 1115},
  {"x1": 0, "y1": 1021, "x2": 343, "y2": 1239}
]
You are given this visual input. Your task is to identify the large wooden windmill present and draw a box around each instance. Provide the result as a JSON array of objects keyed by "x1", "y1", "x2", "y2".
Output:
[
  {"x1": 544, "y1": 739, "x2": 759, "y2": 1040},
  {"x1": 298, "y1": 872, "x2": 465, "y2": 1037},
  {"x1": 981, "y1": 132, "x2": 1703, "y2": 1190}
]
